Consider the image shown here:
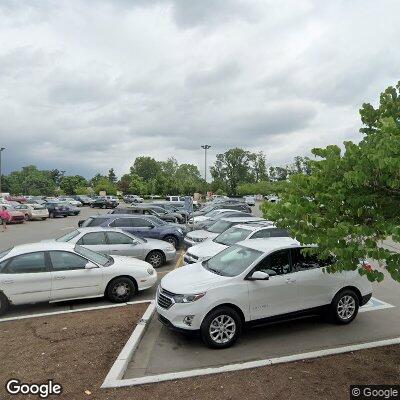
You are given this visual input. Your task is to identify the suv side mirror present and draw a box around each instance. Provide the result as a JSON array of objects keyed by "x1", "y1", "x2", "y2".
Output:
[
  {"x1": 85, "y1": 262, "x2": 98, "y2": 269},
  {"x1": 248, "y1": 271, "x2": 269, "y2": 280}
]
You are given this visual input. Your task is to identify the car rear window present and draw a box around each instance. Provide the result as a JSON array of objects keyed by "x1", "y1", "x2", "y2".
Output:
[
  {"x1": 0, "y1": 248, "x2": 12, "y2": 260},
  {"x1": 82, "y1": 217, "x2": 109, "y2": 227}
]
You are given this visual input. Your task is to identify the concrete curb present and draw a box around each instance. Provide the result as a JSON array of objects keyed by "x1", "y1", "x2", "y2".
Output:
[
  {"x1": 103, "y1": 336, "x2": 400, "y2": 387},
  {"x1": 101, "y1": 300, "x2": 156, "y2": 388},
  {"x1": 0, "y1": 300, "x2": 151, "y2": 323}
]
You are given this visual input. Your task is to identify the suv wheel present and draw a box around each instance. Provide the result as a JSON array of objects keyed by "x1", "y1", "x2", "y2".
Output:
[
  {"x1": 330, "y1": 289, "x2": 359, "y2": 324},
  {"x1": 0, "y1": 293, "x2": 10, "y2": 316},
  {"x1": 164, "y1": 235, "x2": 178, "y2": 249},
  {"x1": 201, "y1": 306, "x2": 242, "y2": 349},
  {"x1": 24, "y1": 214, "x2": 30, "y2": 221},
  {"x1": 106, "y1": 277, "x2": 136, "y2": 303},
  {"x1": 146, "y1": 250, "x2": 164, "y2": 268}
]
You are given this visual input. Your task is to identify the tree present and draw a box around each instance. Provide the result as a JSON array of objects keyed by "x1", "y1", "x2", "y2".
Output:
[
  {"x1": 90, "y1": 173, "x2": 107, "y2": 188},
  {"x1": 262, "y1": 82, "x2": 400, "y2": 283},
  {"x1": 60, "y1": 175, "x2": 87, "y2": 195},
  {"x1": 210, "y1": 148, "x2": 256, "y2": 195},
  {"x1": 131, "y1": 156, "x2": 161, "y2": 181},
  {"x1": 94, "y1": 177, "x2": 117, "y2": 195},
  {"x1": 118, "y1": 174, "x2": 131, "y2": 193},
  {"x1": 7, "y1": 165, "x2": 56, "y2": 196},
  {"x1": 108, "y1": 168, "x2": 117, "y2": 183}
]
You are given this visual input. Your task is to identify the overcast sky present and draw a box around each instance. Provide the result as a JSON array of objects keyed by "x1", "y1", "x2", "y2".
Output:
[{"x1": 0, "y1": 0, "x2": 399, "y2": 179}]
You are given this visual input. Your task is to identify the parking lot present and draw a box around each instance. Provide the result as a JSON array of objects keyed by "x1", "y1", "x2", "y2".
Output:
[
  {"x1": 1, "y1": 201, "x2": 399, "y2": 393},
  {"x1": 0, "y1": 205, "x2": 183, "y2": 319}
]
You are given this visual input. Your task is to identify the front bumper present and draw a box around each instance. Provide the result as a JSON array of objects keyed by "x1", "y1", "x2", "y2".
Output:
[
  {"x1": 137, "y1": 271, "x2": 158, "y2": 291},
  {"x1": 156, "y1": 289, "x2": 205, "y2": 331},
  {"x1": 31, "y1": 212, "x2": 49, "y2": 220},
  {"x1": 164, "y1": 249, "x2": 176, "y2": 262}
]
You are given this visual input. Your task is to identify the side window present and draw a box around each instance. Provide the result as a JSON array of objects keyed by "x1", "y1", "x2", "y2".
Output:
[
  {"x1": 270, "y1": 229, "x2": 290, "y2": 238},
  {"x1": 80, "y1": 232, "x2": 107, "y2": 245},
  {"x1": 254, "y1": 249, "x2": 291, "y2": 276},
  {"x1": 251, "y1": 229, "x2": 272, "y2": 239},
  {"x1": 110, "y1": 218, "x2": 128, "y2": 227},
  {"x1": 292, "y1": 248, "x2": 333, "y2": 271},
  {"x1": 106, "y1": 232, "x2": 133, "y2": 245},
  {"x1": 133, "y1": 218, "x2": 153, "y2": 227},
  {"x1": 2, "y1": 252, "x2": 47, "y2": 274},
  {"x1": 49, "y1": 251, "x2": 88, "y2": 271}
]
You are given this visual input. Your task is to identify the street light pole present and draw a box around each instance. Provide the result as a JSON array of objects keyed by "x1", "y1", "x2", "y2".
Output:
[
  {"x1": 0, "y1": 147, "x2": 5, "y2": 195},
  {"x1": 201, "y1": 144, "x2": 211, "y2": 182}
]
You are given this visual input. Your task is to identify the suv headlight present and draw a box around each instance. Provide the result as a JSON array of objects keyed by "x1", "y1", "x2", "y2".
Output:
[
  {"x1": 147, "y1": 267, "x2": 155, "y2": 275},
  {"x1": 173, "y1": 292, "x2": 205, "y2": 303},
  {"x1": 176, "y1": 228, "x2": 183, "y2": 234}
]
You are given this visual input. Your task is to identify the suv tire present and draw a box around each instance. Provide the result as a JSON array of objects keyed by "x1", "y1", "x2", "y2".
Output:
[
  {"x1": 201, "y1": 306, "x2": 242, "y2": 349},
  {"x1": 106, "y1": 277, "x2": 136, "y2": 303},
  {"x1": 0, "y1": 292, "x2": 10, "y2": 316},
  {"x1": 329, "y1": 289, "x2": 359, "y2": 324}
]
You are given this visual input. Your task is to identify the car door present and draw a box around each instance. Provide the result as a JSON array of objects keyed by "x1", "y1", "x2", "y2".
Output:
[
  {"x1": 49, "y1": 250, "x2": 103, "y2": 301},
  {"x1": 0, "y1": 252, "x2": 51, "y2": 305},
  {"x1": 76, "y1": 232, "x2": 108, "y2": 253},
  {"x1": 247, "y1": 249, "x2": 300, "y2": 321},
  {"x1": 291, "y1": 248, "x2": 345, "y2": 309},
  {"x1": 104, "y1": 231, "x2": 144, "y2": 257}
]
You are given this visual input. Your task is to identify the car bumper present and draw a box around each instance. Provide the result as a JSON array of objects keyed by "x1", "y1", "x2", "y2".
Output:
[
  {"x1": 164, "y1": 249, "x2": 176, "y2": 262},
  {"x1": 156, "y1": 299, "x2": 204, "y2": 331},
  {"x1": 137, "y1": 272, "x2": 158, "y2": 291},
  {"x1": 31, "y1": 212, "x2": 49, "y2": 220}
]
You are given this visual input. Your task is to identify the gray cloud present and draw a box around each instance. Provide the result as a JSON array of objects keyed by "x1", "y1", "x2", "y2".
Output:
[{"x1": 0, "y1": 0, "x2": 400, "y2": 178}]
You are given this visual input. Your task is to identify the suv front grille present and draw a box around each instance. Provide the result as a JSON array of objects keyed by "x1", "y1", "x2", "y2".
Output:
[{"x1": 157, "y1": 287, "x2": 175, "y2": 309}]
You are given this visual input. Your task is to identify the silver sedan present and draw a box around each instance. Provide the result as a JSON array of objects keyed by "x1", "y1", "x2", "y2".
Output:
[{"x1": 54, "y1": 227, "x2": 176, "y2": 268}]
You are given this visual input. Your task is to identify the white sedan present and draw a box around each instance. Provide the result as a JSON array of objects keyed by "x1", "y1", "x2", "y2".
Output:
[{"x1": 0, "y1": 242, "x2": 157, "y2": 315}]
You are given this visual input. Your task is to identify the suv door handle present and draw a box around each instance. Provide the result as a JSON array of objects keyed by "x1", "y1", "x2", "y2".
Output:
[{"x1": 55, "y1": 276, "x2": 66, "y2": 280}]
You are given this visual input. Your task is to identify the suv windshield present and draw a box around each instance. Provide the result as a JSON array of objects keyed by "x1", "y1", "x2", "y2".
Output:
[
  {"x1": 74, "y1": 245, "x2": 112, "y2": 266},
  {"x1": 207, "y1": 220, "x2": 234, "y2": 233},
  {"x1": 204, "y1": 244, "x2": 262, "y2": 277},
  {"x1": 56, "y1": 230, "x2": 81, "y2": 242},
  {"x1": 214, "y1": 227, "x2": 251, "y2": 246}
]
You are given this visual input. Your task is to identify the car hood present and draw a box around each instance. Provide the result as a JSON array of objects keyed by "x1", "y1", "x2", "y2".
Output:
[
  {"x1": 110, "y1": 255, "x2": 151, "y2": 270},
  {"x1": 187, "y1": 239, "x2": 227, "y2": 259},
  {"x1": 187, "y1": 230, "x2": 218, "y2": 240},
  {"x1": 193, "y1": 215, "x2": 209, "y2": 222},
  {"x1": 161, "y1": 263, "x2": 228, "y2": 293}
]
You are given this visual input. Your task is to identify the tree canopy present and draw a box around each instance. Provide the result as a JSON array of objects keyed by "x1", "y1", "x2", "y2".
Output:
[{"x1": 262, "y1": 82, "x2": 400, "y2": 283}]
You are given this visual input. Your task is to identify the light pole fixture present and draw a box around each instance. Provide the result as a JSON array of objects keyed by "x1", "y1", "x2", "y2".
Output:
[
  {"x1": 0, "y1": 147, "x2": 5, "y2": 195},
  {"x1": 201, "y1": 144, "x2": 211, "y2": 183}
]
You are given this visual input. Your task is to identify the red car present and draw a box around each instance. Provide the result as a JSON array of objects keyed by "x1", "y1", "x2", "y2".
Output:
[{"x1": 1, "y1": 204, "x2": 25, "y2": 223}]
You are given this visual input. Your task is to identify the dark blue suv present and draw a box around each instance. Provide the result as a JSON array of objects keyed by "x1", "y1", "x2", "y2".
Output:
[{"x1": 80, "y1": 214, "x2": 185, "y2": 248}]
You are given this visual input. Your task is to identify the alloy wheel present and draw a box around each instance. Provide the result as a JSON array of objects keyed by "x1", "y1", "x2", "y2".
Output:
[
  {"x1": 209, "y1": 315, "x2": 236, "y2": 344},
  {"x1": 112, "y1": 282, "x2": 131, "y2": 301},
  {"x1": 148, "y1": 252, "x2": 162, "y2": 268},
  {"x1": 337, "y1": 295, "x2": 356, "y2": 320}
]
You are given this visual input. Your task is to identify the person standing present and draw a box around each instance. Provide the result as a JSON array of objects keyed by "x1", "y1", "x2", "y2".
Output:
[{"x1": 0, "y1": 206, "x2": 11, "y2": 232}]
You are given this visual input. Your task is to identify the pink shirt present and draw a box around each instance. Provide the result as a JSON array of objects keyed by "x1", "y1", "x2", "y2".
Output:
[{"x1": 0, "y1": 210, "x2": 11, "y2": 221}]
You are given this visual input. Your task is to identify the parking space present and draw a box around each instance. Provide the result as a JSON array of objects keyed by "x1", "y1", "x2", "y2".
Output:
[
  {"x1": 123, "y1": 276, "x2": 398, "y2": 381},
  {"x1": 0, "y1": 206, "x2": 184, "y2": 320}
]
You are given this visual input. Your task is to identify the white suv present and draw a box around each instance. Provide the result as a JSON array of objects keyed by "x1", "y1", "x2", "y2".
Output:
[
  {"x1": 157, "y1": 238, "x2": 373, "y2": 348},
  {"x1": 184, "y1": 222, "x2": 290, "y2": 264}
]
